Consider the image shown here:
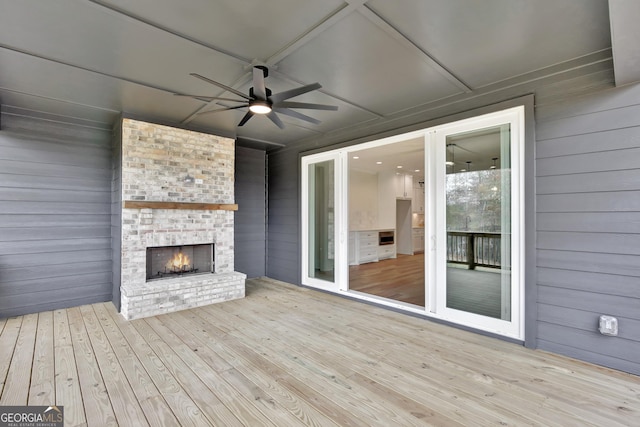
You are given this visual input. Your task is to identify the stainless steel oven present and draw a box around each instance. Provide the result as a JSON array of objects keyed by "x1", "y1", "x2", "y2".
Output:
[{"x1": 378, "y1": 230, "x2": 395, "y2": 245}]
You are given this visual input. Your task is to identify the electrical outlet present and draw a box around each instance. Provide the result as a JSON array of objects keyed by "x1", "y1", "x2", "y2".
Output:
[{"x1": 598, "y1": 315, "x2": 618, "y2": 336}]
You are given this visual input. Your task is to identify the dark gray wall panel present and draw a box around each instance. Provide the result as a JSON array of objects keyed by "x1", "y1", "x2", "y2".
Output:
[
  {"x1": 0, "y1": 118, "x2": 113, "y2": 318},
  {"x1": 111, "y1": 119, "x2": 122, "y2": 310},
  {"x1": 538, "y1": 304, "x2": 640, "y2": 342},
  {"x1": 536, "y1": 126, "x2": 640, "y2": 158},
  {"x1": 266, "y1": 149, "x2": 300, "y2": 285},
  {"x1": 538, "y1": 212, "x2": 640, "y2": 233},
  {"x1": 537, "y1": 170, "x2": 640, "y2": 194},
  {"x1": 537, "y1": 191, "x2": 640, "y2": 213},
  {"x1": 538, "y1": 269, "x2": 640, "y2": 300},
  {"x1": 537, "y1": 339, "x2": 640, "y2": 377},
  {"x1": 538, "y1": 231, "x2": 640, "y2": 255},
  {"x1": 536, "y1": 82, "x2": 640, "y2": 375},
  {"x1": 234, "y1": 146, "x2": 266, "y2": 279},
  {"x1": 538, "y1": 250, "x2": 640, "y2": 277},
  {"x1": 537, "y1": 323, "x2": 639, "y2": 371},
  {"x1": 536, "y1": 148, "x2": 640, "y2": 176},
  {"x1": 536, "y1": 103, "x2": 640, "y2": 141}
]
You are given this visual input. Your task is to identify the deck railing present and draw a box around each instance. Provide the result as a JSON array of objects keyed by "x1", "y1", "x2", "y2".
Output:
[{"x1": 446, "y1": 231, "x2": 501, "y2": 269}]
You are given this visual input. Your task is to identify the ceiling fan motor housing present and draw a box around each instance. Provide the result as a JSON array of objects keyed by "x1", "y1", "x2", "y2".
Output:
[{"x1": 250, "y1": 87, "x2": 272, "y2": 99}]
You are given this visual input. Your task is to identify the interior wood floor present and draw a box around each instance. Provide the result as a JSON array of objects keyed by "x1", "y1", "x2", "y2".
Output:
[
  {"x1": 350, "y1": 254, "x2": 426, "y2": 306},
  {"x1": 1, "y1": 278, "x2": 638, "y2": 426},
  {"x1": 350, "y1": 255, "x2": 505, "y2": 318}
]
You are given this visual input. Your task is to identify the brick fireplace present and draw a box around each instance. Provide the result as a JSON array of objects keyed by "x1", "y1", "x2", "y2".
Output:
[{"x1": 118, "y1": 118, "x2": 245, "y2": 320}]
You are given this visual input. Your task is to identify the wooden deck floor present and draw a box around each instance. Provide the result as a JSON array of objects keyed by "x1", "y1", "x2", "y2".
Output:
[{"x1": 1, "y1": 278, "x2": 638, "y2": 426}]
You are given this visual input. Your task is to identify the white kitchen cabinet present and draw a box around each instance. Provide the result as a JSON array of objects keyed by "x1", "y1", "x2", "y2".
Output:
[
  {"x1": 412, "y1": 228, "x2": 425, "y2": 253},
  {"x1": 350, "y1": 231, "x2": 378, "y2": 265},
  {"x1": 348, "y1": 232, "x2": 355, "y2": 264},
  {"x1": 378, "y1": 243, "x2": 397, "y2": 260},
  {"x1": 349, "y1": 230, "x2": 396, "y2": 265},
  {"x1": 394, "y1": 173, "x2": 413, "y2": 199}
]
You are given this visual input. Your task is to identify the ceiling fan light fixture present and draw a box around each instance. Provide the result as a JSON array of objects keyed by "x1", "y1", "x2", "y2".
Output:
[
  {"x1": 249, "y1": 101, "x2": 272, "y2": 114},
  {"x1": 185, "y1": 66, "x2": 336, "y2": 128}
]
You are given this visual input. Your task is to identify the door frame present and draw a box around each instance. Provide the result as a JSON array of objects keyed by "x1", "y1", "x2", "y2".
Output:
[
  {"x1": 300, "y1": 102, "x2": 531, "y2": 342},
  {"x1": 430, "y1": 106, "x2": 526, "y2": 340}
]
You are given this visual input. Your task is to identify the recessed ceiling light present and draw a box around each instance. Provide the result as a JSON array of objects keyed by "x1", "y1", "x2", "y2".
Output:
[
  {"x1": 414, "y1": 169, "x2": 420, "y2": 172},
  {"x1": 397, "y1": 165, "x2": 403, "y2": 169},
  {"x1": 376, "y1": 161, "x2": 382, "y2": 165},
  {"x1": 445, "y1": 161, "x2": 455, "y2": 166},
  {"x1": 352, "y1": 156, "x2": 360, "y2": 159}
]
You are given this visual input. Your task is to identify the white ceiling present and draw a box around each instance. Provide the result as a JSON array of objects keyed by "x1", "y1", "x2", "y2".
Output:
[{"x1": 0, "y1": 1, "x2": 633, "y2": 151}]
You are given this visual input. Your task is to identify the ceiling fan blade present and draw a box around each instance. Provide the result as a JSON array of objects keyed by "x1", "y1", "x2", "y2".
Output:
[
  {"x1": 238, "y1": 111, "x2": 254, "y2": 127},
  {"x1": 274, "y1": 108, "x2": 321, "y2": 125},
  {"x1": 252, "y1": 66, "x2": 267, "y2": 100},
  {"x1": 266, "y1": 111, "x2": 285, "y2": 129},
  {"x1": 190, "y1": 73, "x2": 251, "y2": 100},
  {"x1": 270, "y1": 83, "x2": 322, "y2": 103},
  {"x1": 196, "y1": 104, "x2": 247, "y2": 116},
  {"x1": 174, "y1": 93, "x2": 247, "y2": 103},
  {"x1": 274, "y1": 101, "x2": 338, "y2": 111}
]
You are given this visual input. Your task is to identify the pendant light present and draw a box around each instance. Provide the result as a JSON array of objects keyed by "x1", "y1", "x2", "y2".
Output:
[{"x1": 490, "y1": 157, "x2": 498, "y2": 170}]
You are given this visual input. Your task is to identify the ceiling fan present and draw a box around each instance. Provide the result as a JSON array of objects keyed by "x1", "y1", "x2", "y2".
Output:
[{"x1": 175, "y1": 66, "x2": 338, "y2": 129}]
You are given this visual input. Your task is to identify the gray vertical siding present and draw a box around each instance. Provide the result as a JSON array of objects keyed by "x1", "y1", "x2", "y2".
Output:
[
  {"x1": 535, "y1": 83, "x2": 640, "y2": 375},
  {"x1": 235, "y1": 146, "x2": 266, "y2": 278},
  {"x1": 0, "y1": 116, "x2": 113, "y2": 317}
]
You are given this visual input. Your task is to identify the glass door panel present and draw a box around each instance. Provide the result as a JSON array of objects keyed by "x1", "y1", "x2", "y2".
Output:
[
  {"x1": 302, "y1": 152, "x2": 343, "y2": 292},
  {"x1": 434, "y1": 106, "x2": 524, "y2": 339},
  {"x1": 444, "y1": 125, "x2": 511, "y2": 320},
  {"x1": 308, "y1": 160, "x2": 335, "y2": 282}
]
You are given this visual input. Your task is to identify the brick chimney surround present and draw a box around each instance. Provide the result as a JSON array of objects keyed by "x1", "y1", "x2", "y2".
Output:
[{"x1": 118, "y1": 118, "x2": 245, "y2": 320}]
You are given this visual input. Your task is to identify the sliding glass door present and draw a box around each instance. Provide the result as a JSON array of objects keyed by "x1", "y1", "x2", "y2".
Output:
[
  {"x1": 301, "y1": 152, "x2": 345, "y2": 292},
  {"x1": 302, "y1": 106, "x2": 525, "y2": 340},
  {"x1": 432, "y1": 107, "x2": 524, "y2": 339}
]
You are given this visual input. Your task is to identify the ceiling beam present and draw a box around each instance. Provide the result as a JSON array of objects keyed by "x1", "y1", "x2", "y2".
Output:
[{"x1": 608, "y1": 0, "x2": 640, "y2": 86}]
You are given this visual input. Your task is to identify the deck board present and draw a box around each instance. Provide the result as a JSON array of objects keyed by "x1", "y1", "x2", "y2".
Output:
[
  {"x1": 0, "y1": 278, "x2": 638, "y2": 426},
  {"x1": 99, "y1": 303, "x2": 211, "y2": 427},
  {"x1": 0, "y1": 317, "x2": 23, "y2": 400},
  {"x1": 130, "y1": 317, "x2": 245, "y2": 427},
  {"x1": 78, "y1": 305, "x2": 149, "y2": 426},
  {"x1": 169, "y1": 310, "x2": 336, "y2": 427},
  {"x1": 1, "y1": 313, "x2": 37, "y2": 405},
  {"x1": 67, "y1": 306, "x2": 118, "y2": 427},
  {"x1": 28, "y1": 311, "x2": 55, "y2": 406},
  {"x1": 53, "y1": 309, "x2": 86, "y2": 427}
]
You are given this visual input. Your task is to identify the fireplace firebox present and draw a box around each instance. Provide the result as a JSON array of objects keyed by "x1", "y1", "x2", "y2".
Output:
[{"x1": 146, "y1": 244, "x2": 214, "y2": 281}]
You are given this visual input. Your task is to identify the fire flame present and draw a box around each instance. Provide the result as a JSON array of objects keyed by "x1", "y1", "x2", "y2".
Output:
[{"x1": 166, "y1": 252, "x2": 191, "y2": 271}]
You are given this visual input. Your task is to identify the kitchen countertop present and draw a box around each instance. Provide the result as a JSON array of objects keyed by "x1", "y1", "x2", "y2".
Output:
[{"x1": 350, "y1": 228, "x2": 395, "y2": 232}]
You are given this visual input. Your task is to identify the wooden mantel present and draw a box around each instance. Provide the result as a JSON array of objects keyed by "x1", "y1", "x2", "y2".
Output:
[{"x1": 123, "y1": 200, "x2": 238, "y2": 211}]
